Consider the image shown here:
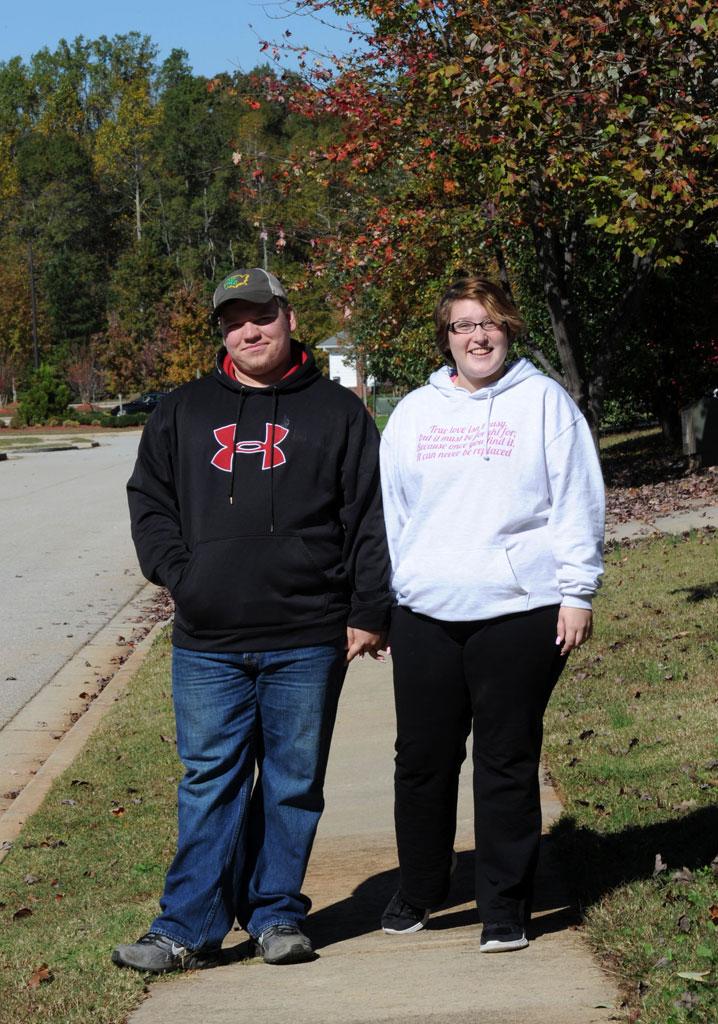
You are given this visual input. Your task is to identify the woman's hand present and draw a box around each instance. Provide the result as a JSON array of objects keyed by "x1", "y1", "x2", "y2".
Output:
[{"x1": 556, "y1": 607, "x2": 593, "y2": 655}]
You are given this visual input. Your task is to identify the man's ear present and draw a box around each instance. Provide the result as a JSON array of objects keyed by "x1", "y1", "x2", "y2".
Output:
[{"x1": 287, "y1": 306, "x2": 298, "y2": 332}]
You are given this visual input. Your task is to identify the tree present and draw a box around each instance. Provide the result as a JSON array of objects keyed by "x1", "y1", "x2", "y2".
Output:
[
  {"x1": 159, "y1": 282, "x2": 216, "y2": 386},
  {"x1": 93, "y1": 34, "x2": 161, "y2": 242},
  {"x1": 285, "y1": 0, "x2": 718, "y2": 436},
  {"x1": 16, "y1": 362, "x2": 71, "y2": 424}
]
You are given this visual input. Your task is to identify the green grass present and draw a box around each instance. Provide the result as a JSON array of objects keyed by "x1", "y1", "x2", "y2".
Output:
[
  {"x1": 545, "y1": 530, "x2": 718, "y2": 1023},
  {"x1": 599, "y1": 427, "x2": 661, "y2": 452},
  {"x1": 0, "y1": 633, "x2": 213, "y2": 1024}
]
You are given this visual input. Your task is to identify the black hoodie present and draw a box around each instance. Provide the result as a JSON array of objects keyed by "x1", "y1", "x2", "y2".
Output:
[{"x1": 127, "y1": 344, "x2": 391, "y2": 652}]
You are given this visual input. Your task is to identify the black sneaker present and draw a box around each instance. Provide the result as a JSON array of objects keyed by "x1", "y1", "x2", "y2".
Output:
[
  {"x1": 381, "y1": 891, "x2": 430, "y2": 934},
  {"x1": 111, "y1": 931, "x2": 222, "y2": 973},
  {"x1": 254, "y1": 924, "x2": 317, "y2": 965},
  {"x1": 479, "y1": 922, "x2": 529, "y2": 953}
]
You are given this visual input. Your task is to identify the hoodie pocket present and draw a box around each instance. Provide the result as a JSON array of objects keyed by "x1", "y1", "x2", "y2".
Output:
[
  {"x1": 393, "y1": 541, "x2": 527, "y2": 613},
  {"x1": 173, "y1": 536, "x2": 335, "y2": 631}
]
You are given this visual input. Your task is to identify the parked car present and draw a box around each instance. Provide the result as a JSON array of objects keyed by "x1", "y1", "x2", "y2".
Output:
[{"x1": 111, "y1": 391, "x2": 169, "y2": 417}]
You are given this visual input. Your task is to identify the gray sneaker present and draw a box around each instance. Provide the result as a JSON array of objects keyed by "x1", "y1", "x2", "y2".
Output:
[
  {"x1": 111, "y1": 931, "x2": 222, "y2": 973},
  {"x1": 254, "y1": 924, "x2": 317, "y2": 965}
]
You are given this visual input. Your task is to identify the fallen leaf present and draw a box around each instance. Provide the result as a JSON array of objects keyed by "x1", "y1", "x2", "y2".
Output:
[
  {"x1": 676, "y1": 970, "x2": 710, "y2": 981},
  {"x1": 27, "y1": 964, "x2": 53, "y2": 989},
  {"x1": 579, "y1": 729, "x2": 595, "y2": 740},
  {"x1": 677, "y1": 914, "x2": 691, "y2": 933},
  {"x1": 23, "y1": 874, "x2": 40, "y2": 885},
  {"x1": 110, "y1": 806, "x2": 125, "y2": 817},
  {"x1": 671, "y1": 867, "x2": 694, "y2": 883},
  {"x1": 672, "y1": 799, "x2": 698, "y2": 812},
  {"x1": 653, "y1": 853, "x2": 668, "y2": 876},
  {"x1": 159, "y1": 735, "x2": 176, "y2": 744},
  {"x1": 709, "y1": 904, "x2": 718, "y2": 924},
  {"x1": 13, "y1": 907, "x2": 33, "y2": 920}
]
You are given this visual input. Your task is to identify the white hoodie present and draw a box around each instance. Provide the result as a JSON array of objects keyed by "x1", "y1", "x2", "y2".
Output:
[{"x1": 380, "y1": 359, "x2": 605, "y2": 621}]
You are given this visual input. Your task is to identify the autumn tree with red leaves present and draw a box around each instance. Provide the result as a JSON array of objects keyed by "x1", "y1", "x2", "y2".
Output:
[{"x1": 283, "y1": 0, "x2": 718, "y2": 437}]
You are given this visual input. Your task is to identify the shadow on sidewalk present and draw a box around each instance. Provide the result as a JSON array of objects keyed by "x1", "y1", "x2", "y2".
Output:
[{"x1": 306, "y1": 835, "x2": 579, "y2": 952}]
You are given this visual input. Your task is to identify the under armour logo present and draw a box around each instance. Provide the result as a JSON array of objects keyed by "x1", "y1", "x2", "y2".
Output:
[{"x1": 211, "y1": 422, "x2": 289, "y2": 472}]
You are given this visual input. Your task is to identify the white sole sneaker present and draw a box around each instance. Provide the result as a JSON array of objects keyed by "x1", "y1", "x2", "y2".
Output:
[
  {"x1": 382, "y1": 910, "x2": 430, "y2": 935},
  {"x1": 479, "y1": 930, "x2": 528, "y2": 953}
]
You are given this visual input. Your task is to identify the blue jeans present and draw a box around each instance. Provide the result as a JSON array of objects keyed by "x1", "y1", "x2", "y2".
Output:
[{"x1": 150, "y1": 643, "x2": 346, "y2": 949}]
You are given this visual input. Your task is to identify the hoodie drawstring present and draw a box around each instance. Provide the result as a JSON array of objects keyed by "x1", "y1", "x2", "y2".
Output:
[
  {"x1": 229, "y1": 391, "x2": 247, "y2": 504},
  {"x1": 482, "y1": 393, "x2": 495, "y2": 461},
  {"x1": 269, "y1": 387, "x2": 279, "y2": 534},
  {"x1": 227, "y1": 385, "x2": 280, "y2": 530}
]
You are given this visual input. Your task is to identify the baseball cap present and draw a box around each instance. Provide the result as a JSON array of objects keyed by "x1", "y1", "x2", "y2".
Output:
[{"x1": 212, "y1": 268, "x2": 288, "y2": 316}]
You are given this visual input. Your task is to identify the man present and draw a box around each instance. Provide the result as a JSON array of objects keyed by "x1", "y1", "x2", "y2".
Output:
[{"x1": 113, "y1": 268, "x2": 390, "y2": 972}]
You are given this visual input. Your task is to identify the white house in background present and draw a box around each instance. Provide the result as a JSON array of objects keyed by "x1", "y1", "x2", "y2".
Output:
[{"x1": 317, "y1": 330, "x2": 375, "y2": 400}]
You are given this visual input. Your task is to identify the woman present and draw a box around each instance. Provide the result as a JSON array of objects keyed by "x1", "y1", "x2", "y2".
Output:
[{"x1": 379, "y1": 276, "x2": 604, "y2": 952}]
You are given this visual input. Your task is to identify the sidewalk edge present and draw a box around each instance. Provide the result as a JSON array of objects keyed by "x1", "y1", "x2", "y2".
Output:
[{"x1": 0, "y1": 614, "x2": 171, "y2": 864}]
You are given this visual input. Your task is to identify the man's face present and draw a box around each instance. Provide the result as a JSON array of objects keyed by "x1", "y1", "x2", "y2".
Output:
[{"x1": 219, "y1": 298, "x2": 296, "y2": 387}]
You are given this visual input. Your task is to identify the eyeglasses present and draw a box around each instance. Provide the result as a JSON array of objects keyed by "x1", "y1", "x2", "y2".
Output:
[{"x1": 449, "y1": 318, "x2": 504, "y2": 335}]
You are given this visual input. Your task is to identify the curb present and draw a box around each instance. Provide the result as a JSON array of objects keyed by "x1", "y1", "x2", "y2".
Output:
[
  {"x1": 0, "y1": 441, "x2": 101, "y2": 456},
  {"x1": 0, "y1": 609, "x2": 171, "y2": 864}
]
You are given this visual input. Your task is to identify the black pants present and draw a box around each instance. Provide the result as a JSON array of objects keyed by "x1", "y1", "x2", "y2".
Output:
[{"x1": 389, "y1": 603, "x2": 566, "y2": 926}]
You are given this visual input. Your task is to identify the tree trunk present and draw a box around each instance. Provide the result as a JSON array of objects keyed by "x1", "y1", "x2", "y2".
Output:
[
  {"x1": 134, "y1": 174, "x2": 142, "y2": 242},
  {"x1": 532, "y1": 224, "x2": 599, "y2": 446},
  {"x1": 652, "y1": 391, "x2": 683, "y2": 450},
  {"x1": 27, "y1": 242, "x2": 40, "y2": 370}
]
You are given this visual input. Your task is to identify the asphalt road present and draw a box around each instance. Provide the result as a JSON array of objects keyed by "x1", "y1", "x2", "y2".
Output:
[{"x1": 0, "y1": 432, "x2": 145, "y2": 730}]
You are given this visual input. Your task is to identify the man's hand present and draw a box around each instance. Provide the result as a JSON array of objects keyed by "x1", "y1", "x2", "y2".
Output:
[
  {"x1": 556, "y1": 607, "x2": 593, "y2": 656},
  {"x1": 346, "y1": 627, "x2": 387, "y2": 663}
]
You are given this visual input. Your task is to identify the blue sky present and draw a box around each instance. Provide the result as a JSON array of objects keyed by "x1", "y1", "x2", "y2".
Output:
[{"x1": 0, "y1": 0, "x2": 367, "y2": 76}]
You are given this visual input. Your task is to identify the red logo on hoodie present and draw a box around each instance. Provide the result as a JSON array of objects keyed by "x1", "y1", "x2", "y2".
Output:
[{"x1": 212, "y1": 423, "x2": 289, "y2": 472}]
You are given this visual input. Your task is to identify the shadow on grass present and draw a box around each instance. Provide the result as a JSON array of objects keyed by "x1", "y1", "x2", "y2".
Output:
[
  {"x1": 550, "y1": 804, "x2": 718, "y2": 909},
  {"x1": 669, "y1": 581, "x2": 718, "y2": 602}
]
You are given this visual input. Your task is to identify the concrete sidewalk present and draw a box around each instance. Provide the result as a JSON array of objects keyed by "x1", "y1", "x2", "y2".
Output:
[{"x1": 127, "y1": 654, "x2": 620, "y2": 1024}]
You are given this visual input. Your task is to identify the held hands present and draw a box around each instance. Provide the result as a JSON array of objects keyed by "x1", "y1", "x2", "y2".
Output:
[
  {"x1": 556, "y1": 607, "x2": 593, "y2": 656},
  {"x1": 346, "y1": 627, "x2": 388, "y2": 663}
]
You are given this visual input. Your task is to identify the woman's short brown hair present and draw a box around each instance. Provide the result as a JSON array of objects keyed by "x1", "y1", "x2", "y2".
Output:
[{"x1": 434, "y1": 277, "x2": 525, "y2": 365}]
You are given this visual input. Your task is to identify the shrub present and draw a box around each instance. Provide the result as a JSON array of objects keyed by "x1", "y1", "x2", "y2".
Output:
[{"x1": 16, "y1": 364, "x2": 72, "y2": 426}]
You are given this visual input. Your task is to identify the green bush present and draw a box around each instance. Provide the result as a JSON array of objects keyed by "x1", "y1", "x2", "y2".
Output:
[
  {"x1": 16, "y1": 364, "x2": 72, "y2": 426},
  {"x1": 64, "y1": 409, "x2": 148, "y2": 428}
]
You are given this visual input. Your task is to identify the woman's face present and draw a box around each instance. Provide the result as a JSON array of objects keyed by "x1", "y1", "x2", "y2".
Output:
[{"x1": 447, "y1": 298, "x2": 509, "y2": 392}]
